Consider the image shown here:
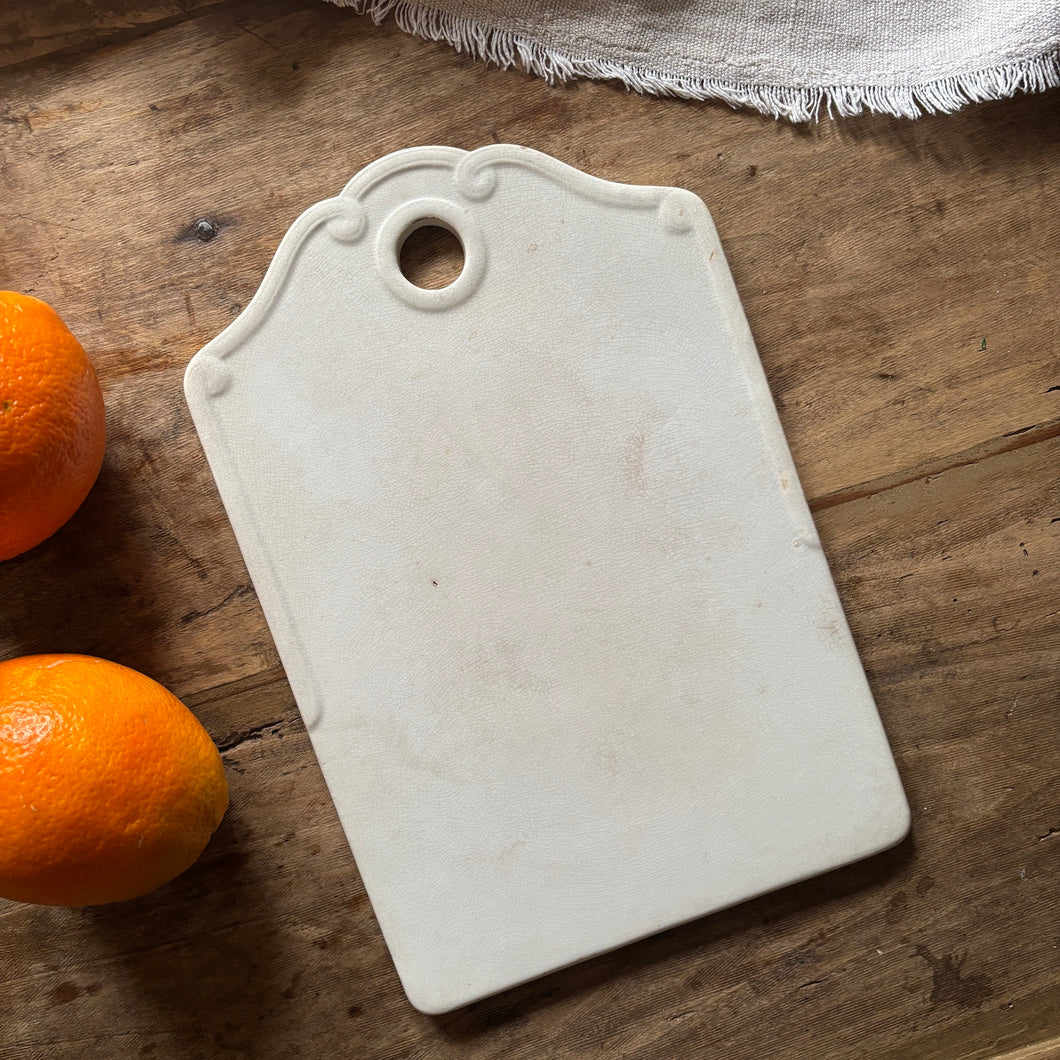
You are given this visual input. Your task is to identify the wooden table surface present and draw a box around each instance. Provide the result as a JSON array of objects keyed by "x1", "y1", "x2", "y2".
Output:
[{"x1": 1, "y1": 2, "x2": 1057, "y2": 1058}]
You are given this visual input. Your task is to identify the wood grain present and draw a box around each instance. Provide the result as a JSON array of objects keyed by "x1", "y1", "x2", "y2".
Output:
[
  {"x1": 0, "y1": 0, "x2": 231, "y2": 69},
  {"x1": 0, "y1": 1, "x2": 1057, "y2": 1057},
  {"x1": 0, "y1": 3, "x2": 1055, "y2": 503}
]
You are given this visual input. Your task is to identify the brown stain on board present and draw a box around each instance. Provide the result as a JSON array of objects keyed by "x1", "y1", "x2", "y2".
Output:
[
  {"x1": 915, "y1": 946, "x2": 995, "y2": 1010},
  {"x1": 624, "y1": 431, "x2": 646, "y2": 493},
  {"x1": 48, "y1": 982, "x2": 82, "y2": 1005},
  {"x1": 886, "y1": 889, "x2": 909, "y2": 923},
  {"x1": 48, "y1": 981, "x2": 101, "y2": 1006}
]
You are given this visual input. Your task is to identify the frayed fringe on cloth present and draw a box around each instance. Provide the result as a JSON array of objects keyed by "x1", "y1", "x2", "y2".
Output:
[{"x1": 328, "y1": 0, "x2": 1060, "y2": 121}]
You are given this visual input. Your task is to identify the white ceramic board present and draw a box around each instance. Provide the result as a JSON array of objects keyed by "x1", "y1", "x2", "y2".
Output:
[{"x1": 184, "y1": 145, "x2": 910, "y2": 1014}]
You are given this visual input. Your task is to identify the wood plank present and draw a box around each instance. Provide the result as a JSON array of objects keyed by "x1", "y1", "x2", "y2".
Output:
[
  {"x1": 0, "y1": 1, "x2": 1055, "y2": 505},
  {"x1": 0, "y1": 0, "x2": 230, "y2": 69},
  {"x1": 2, "y1": 435, "x2": 1055, "y2": 1059},
  {"x1": 0, "y1": 0, "x2": 1056, "y2": 699}
]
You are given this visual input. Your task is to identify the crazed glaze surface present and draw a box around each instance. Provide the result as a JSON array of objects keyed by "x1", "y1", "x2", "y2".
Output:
[{"x1": 185, "y1": 145, "x2": 909, "y2": 1015}]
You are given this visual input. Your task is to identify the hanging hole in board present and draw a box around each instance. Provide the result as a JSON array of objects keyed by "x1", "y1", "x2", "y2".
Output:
[{"x1": 399, "y1": 222, "x2": 465, "y2": 290}]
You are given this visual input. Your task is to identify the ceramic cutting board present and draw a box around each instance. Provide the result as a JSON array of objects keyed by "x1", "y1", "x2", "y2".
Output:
[{"x1": 184, "y1": 145, "x2": 910, "y2": 1014}]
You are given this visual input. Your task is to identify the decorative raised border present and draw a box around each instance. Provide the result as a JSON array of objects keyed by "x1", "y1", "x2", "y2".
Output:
[{"x1": 185, "y1": 145, "x2": 725, "y2": 386}]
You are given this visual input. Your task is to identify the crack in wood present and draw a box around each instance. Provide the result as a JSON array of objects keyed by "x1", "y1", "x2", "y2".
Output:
[
  {"x1": 1, "y1": 2, "x2": 236, "y2": 74},
  {"x1": 180, "y1": 583, "x2": 254, "y2": 626},
  {"x1": 216, "y1": 718, "x2": 287, "y2": 755},
  {"x1": 811, "y1": 418, "x2": 1060, "y2": 512}
]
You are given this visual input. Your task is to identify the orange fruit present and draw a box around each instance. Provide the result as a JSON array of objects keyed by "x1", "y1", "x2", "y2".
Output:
[
  {"x1": 0, "y1": 292, "x2": 106, "y2": 561},
  {"x1": 0, "y1": 654, "x2": 228, "y2": 906}
]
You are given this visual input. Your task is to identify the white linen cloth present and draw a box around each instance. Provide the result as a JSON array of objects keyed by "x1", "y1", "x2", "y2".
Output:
[{"x1": 325, "y1": 0, "x2": 1059, "y2": 120}]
